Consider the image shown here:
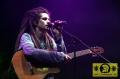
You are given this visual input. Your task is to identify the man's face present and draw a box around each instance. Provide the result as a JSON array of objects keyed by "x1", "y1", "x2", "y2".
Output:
[{"x1": 38, "y1": 13, "x2": 50, "y2": 29}]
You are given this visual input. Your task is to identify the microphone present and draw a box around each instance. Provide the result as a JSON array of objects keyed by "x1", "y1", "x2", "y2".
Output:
[
  {"x1": 47, "y1": 20, "x2": 67, "y2": 30},
  {"x1": 54, "y1": 20, "x2": 67, "y2": 25}
]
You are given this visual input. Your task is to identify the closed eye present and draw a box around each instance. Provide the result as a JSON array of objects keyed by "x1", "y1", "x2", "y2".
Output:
[{"x1": 41, "y1": 17, "x2": 48, "y2": 20}]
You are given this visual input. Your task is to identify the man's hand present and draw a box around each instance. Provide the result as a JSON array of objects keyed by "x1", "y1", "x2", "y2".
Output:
[{"x1": 64, "y1": 54, "x2": 72, "y2": 60}]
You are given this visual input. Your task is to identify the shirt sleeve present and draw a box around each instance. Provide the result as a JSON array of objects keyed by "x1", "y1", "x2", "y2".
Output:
[
  {"x1": 19, "y1": 33, "x2": 65, "y2": 63},
  {"x1": 19, "y1": 33, "x2": 35, "y2": 55}
]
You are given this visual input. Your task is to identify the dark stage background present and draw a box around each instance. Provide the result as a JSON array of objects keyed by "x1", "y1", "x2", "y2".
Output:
[{"x1": 0, "y1": 0, "x2": 120, "y2": 79}]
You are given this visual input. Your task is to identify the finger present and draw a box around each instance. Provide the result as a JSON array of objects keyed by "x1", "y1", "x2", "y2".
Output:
[{"x1": 66, "y1": 55, "x2": 72, "y2": 59}]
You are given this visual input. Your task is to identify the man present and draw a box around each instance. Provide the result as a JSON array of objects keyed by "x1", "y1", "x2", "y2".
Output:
[{"x1": 15, "y1": 7, "x2": 71, "y2": 79}]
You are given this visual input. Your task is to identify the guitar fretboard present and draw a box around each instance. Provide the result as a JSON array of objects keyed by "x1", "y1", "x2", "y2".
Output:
[{"x1": 68, "y1": 49, "x2": 91, "y2": 59}]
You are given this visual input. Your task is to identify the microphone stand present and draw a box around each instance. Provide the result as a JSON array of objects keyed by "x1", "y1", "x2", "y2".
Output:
[{"x1": 63, "y1": 29, "x2": 111, "y2": 63}]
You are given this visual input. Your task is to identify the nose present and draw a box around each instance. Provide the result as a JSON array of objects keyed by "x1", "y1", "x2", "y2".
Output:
[
  {"x1": 47, "y1": 19, "x2": 50, "y2": 23},
  {"x1": 46, "y1": 19, "x2": 50, "y2": 24}
]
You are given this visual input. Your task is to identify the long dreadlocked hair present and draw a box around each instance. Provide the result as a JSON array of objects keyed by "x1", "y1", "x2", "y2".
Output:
[{"x1": 15, "y1": 7, "x2": 50, "y2": 52}]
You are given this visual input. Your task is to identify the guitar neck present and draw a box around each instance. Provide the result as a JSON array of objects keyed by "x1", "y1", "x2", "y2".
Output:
[{"x1": 67, "y1": 49, "x2": 91, "y2": 59}]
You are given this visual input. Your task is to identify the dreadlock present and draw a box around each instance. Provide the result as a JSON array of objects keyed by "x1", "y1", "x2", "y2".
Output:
[{"x1": 15, "y1": 7, "x2": 50, "y2": 51}]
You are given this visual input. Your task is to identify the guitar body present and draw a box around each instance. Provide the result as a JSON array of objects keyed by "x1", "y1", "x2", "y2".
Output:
[{"x1": 12, "y1": 50, "x2": 60, "y2": 79}]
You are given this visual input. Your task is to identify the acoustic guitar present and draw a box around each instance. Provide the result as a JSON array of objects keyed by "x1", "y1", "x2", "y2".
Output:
[{"x1": 12, "y1": 46, "x2": 104, "y2": 79}]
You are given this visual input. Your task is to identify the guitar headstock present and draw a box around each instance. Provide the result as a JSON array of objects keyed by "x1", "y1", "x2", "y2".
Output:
[{"x1": 90, "y1": 46, "x2": 104, "y2": 56}]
